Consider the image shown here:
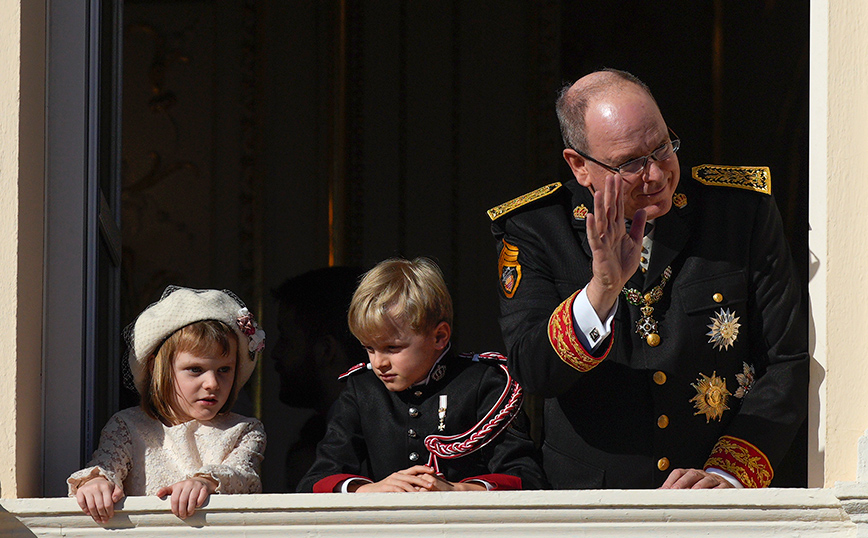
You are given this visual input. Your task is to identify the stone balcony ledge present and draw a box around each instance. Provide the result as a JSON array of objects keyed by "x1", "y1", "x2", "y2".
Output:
[{"x1": 1, "y1": 488, "x2": 861, "y2": 537}]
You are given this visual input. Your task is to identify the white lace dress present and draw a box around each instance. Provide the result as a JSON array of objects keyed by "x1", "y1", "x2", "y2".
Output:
[{"x1": 67, "y1": 407, "x2": 266, "y2": 496}]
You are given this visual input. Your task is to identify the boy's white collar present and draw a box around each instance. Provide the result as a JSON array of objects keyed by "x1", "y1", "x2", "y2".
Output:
[{"x1": 413, "y1": 342, "x2": 452, "y2": 387}]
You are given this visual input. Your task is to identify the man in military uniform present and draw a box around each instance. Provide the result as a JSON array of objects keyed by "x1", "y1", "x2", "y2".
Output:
[{"x1": 489, "y1": 69, "x2": 807, "y2": 489}]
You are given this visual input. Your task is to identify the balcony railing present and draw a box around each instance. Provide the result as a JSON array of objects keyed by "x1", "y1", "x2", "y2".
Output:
[{"x1": 3, "y1": 486, "x2": 868, "y2": 537}]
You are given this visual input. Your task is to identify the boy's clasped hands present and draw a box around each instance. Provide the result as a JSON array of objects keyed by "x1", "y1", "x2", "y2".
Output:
[{"x1": 349, "y1": 465, "x2": 486, "y2": 492}]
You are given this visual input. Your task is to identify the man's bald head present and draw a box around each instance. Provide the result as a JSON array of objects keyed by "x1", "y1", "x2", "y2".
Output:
[{"x1": 556, "y1": 69, "x2": 656, "y2": 152}]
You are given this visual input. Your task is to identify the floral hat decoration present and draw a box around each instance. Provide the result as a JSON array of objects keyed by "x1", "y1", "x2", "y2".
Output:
[{"x1": 126, "y1": 286, "x2": 265, "y2": 396}]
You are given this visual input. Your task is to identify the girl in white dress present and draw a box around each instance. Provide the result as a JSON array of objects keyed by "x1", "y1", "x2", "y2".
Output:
[{"x1": 67, "y1": 286, "x2": 267, "y2": 522}]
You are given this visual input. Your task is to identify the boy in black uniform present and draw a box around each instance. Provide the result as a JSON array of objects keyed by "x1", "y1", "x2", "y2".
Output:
[{"x1": 297, "y1": 258, "x2": 546, "y2": 493}]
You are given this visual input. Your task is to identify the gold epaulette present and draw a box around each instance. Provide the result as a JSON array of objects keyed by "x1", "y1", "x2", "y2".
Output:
[
  {"x1": 692, "y1": 165, "x2": 771, "y2": 195},
  {"x1": 487, "y1": 182, "x2": 562, "y2": 221}
]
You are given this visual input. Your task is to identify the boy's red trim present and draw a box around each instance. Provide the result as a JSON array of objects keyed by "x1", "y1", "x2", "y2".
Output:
[
  {"x1": 313, "y1": 473, "x2": 369, "y2": 493},
  {"x1": 337, "y1": 362, "x2": 368, "y2": 381},
  {"x1": 423, "y1": 363, "x2": 522, "y2": 461}
]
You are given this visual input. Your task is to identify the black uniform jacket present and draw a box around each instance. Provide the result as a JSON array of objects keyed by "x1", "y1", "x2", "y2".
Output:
[
  {"x1": 490, "y1": 172, "x2": 808, "y2": 489},
  {"x1": 297, "y1": 349, "x2": 547, "y2": 492}
]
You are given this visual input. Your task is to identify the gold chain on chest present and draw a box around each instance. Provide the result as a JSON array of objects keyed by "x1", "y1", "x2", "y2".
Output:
[{"x1": 621, "y1": 265, "x2": 673, "y2": 347}]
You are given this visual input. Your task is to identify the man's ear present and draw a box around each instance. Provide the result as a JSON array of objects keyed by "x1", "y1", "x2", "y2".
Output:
[
  {"x1": 313, "y1": 335, "x2": 341, "y2": 367},
  {"x1": 432, "y1": 321, "x2": 451, "y2": 350},
  {"x1": 563, "y1": 148, "x2": 593, "y2": 188}
]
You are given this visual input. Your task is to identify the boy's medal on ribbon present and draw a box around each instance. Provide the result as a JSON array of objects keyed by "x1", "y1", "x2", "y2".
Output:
[{"x1": 438, "y1": 395, "x2": 447, "y2": 431}]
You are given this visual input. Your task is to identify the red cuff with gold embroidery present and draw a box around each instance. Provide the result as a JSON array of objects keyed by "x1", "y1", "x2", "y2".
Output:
[
  {"x1": 547, "y1": 290, "x2": 612, "y2": 373},
  {"x1": 704, "y1": 435, "x2": 773, "y2": 488}
]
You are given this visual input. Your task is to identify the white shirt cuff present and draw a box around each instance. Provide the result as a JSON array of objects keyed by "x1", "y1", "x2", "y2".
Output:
[
  {"x1": 572, "y1": 288, "x2": 618, "y2": 351},
  {"x1": 462, "y1": 478, "x2": 494, "y2": 491},
  {"x1": 705, "y1": 468, "x2": 744, "y2": 488},
  {"x1": 340, "y1": 477, "x2": 374, "y2": 493}
]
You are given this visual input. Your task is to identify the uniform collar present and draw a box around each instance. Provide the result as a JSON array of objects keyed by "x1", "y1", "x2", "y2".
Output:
[{"x1": 412, "y1": 342, "x2": 452, "y2": 387}]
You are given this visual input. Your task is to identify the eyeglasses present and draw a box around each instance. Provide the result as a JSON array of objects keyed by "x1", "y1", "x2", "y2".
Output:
[{"x1": 572, "y1": 128, "x2": 680, "y2": 180}]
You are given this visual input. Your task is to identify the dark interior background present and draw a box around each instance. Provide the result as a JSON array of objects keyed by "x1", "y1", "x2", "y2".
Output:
[{"x1": 118, "y1": 0, "x2": 808, "y2": 491}]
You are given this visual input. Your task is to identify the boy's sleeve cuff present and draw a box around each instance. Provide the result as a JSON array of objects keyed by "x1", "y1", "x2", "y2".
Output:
[
  {"x1": 460, "y1": 473, "x2": 522, "y2": 491},
  {"x1": 313, "y1": 474, "x2": 371, "y2": 493}
]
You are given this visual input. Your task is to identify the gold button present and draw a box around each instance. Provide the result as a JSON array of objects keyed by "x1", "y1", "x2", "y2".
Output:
[
  {"x1": 646, "y1": 333, "x2": 661, "y2": 347},
  {"x1": 653, "y1": 371, "x2": 667, "y2": 385},
  {"x1": 657, "y1": 457, "x2": 670, "y2": 471},
  {"x1": 657, "y1": 415, "x2": 669, "y2": 429},
  {"x1": 713, "y1": 293, "x2": 723, "y2": 303},
  {"x1": 643, "y1": 293, "x2": 653, "y2": 303}
]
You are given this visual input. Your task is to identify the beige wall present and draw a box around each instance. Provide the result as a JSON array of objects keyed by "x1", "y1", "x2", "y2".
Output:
[
  {"x1": 0, "y1": 0, "x2": 19, "y2": 500},
  {"x1": 0, "y1": 0, "x2": 44, "y2": 499},
  {"x1": 810, "y1": 0, "x2": 868, "y2": 487}
]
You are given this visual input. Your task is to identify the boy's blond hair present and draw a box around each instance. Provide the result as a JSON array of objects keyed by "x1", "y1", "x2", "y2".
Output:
[
  {"x1": 348, "y1": 257, "x2": 453, "y2": 343},
  {"x1": 142, "y1": 320, "x2": 239, "y2": 424}
]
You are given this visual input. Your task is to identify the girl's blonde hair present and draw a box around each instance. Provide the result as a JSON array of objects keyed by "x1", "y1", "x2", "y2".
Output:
[
  {"x1": 348, "y1": 257, "x2": 453, "y2": 344},
  {"x1": 141, "y1": 320, "x2": 239, "y2": 424}
]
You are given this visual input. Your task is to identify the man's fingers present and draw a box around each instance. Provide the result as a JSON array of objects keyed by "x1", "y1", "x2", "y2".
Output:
[
  {"x1": 671, "y1": 469, "x2": 703, "y2": 489},
  {"x1": 660, "y1": 468, "x2": 732, "y2": 490},
  {"x1": 659, "y1": 468, "x2": 685, "y2": 489},
  {"x1": 690, "y1": 476, "x2": 719, "y2": 489},
  {"x1": 592, "y1": 189, "x2": 605, "y2": 231},
  {"x1": 629, "y1": 208, "x2": 647, "y2": 244},
  {"x1": 586, "y1": 212, "x2": 599, "y2": 248},
  {"x1": 590, "y1": 176, "x2": 629, "y2": 242},
  {"x1": 611, "y1": 175, "x2": 624, "y2": 225}
]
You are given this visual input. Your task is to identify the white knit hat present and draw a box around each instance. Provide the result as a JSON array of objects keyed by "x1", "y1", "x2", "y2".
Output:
[{"x1": 126, "y1": 286, "x2": 265, "y2": 396}]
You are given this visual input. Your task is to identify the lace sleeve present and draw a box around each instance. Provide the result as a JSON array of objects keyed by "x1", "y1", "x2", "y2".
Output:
[
  {"x1": 67, "y1": 413, "x2": 132, "y2": 496},
  {"x1": 196, "y1": 419, "x2": 266, "y2": 494}
]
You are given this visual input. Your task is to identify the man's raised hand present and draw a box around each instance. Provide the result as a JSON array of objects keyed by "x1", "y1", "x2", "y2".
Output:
[{"x1": 585, "y1": 174, "x2": 647, "y2": 318}]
